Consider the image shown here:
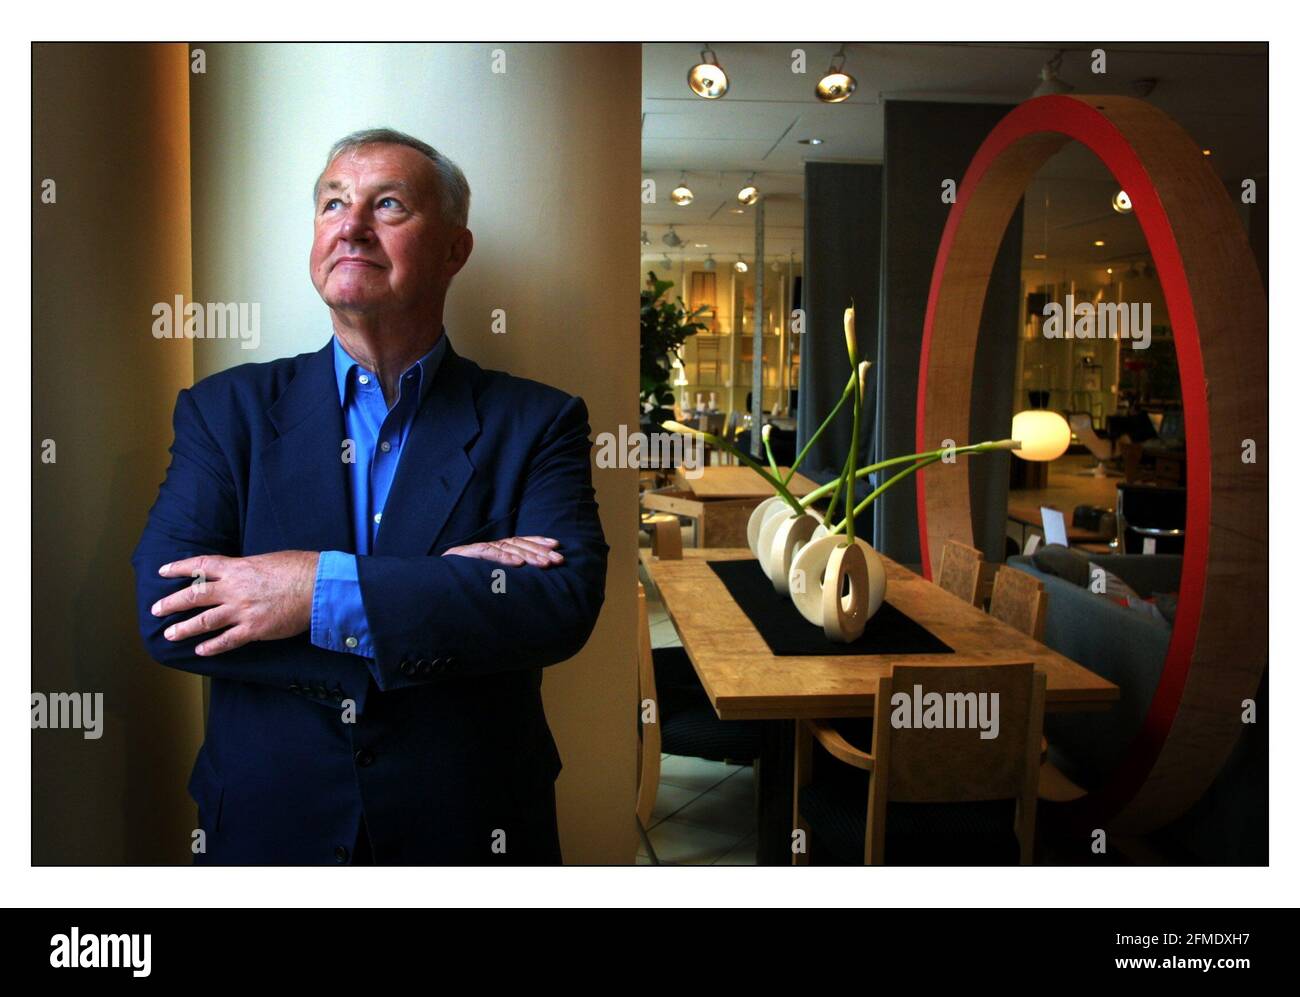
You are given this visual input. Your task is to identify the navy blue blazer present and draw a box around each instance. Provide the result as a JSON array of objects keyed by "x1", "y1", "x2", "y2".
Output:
[{"x1": 131, "y1": 335, "x2": 608, "y2": 864}]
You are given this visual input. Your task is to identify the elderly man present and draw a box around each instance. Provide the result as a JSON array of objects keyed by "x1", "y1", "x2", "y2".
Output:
[{"x1": 131, "y1": 128, "x2": 608, "y2": 864}]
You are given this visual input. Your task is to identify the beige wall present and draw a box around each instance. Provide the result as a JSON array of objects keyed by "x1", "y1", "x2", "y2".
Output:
[
  {"x1": 33, "y1": 43, "x2": 202, "y2": 863},
  {"x1": 34, "y1": 42, "x2": 640, "y2": 864}
]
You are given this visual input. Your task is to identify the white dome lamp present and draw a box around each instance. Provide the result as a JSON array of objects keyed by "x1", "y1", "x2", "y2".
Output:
[{"x1": 1010, "y1": 409, "x2": 1072, "y2": 462}]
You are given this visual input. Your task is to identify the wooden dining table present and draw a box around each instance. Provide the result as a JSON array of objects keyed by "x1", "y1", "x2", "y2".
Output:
[{"x1": 639, "y1": 547, "x2": 1119, "y2": 865}]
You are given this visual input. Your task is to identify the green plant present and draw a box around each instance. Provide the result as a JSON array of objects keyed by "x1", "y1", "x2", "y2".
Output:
[{"x1": 640, "y1": 271, "x2": 707, "y2": 423}]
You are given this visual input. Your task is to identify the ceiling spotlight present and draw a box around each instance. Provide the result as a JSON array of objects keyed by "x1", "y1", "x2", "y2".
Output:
[
  {"x1": 815, "y1": 45, "x2": 857, "y2": 103},
  {"x1": 734, "y1": 257, "x2": 748, "y2": 274},
  {"x1": 688, "y1": 45, "x2": 729, "y2": 99},
  {"x1": 1093, "y1": 239, "x2": 1106, "y2": 247},
  {"x1": 1032, "y1": 252, "x2": 1048, "y2": 261},
  {"x1": 798, "y1": 137, "x2": 825, "y2": 145},
  {"x1": 730, "y1": 207, "x2": 746, "y2": 214},
  {"x1": 1202, "y1": 149, "x2": 1212, "y2": 157},
  {"x1": 1111, "y1": 189, "x2": 1132, "y2": 213},
  {"x1": 663, "y1": 225, "x2": 683, "y2": 248},
  {"x1": 1106, "y1": 267, "x2": 1114, "y2": 275},
  {"x1": 1031, "y1": 50, "x2": 1074, "y2": 98},
  {"x1": 737, "y1": 175, "x2": 760, "y2": 205},
  {"x1": 704, "y1": 254, "x2": 716, "y2": 271},
  {"x1": 670, "y1": 173, "x2": 694, "y2": 206}
]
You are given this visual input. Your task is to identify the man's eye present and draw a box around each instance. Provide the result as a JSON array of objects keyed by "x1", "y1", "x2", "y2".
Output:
[
  {"x1": 321, "y1": 198, "x2": 343, "y2": 213},
  {"x1": 378, "y1": 196, "x2": 403, "y2": 210}
]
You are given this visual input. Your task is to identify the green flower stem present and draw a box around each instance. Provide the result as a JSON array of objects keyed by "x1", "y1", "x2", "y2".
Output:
[
  {"x1": 664, "y1": 423, "x2": 803, "y2": 512},
  {"x1": 822, "y1": 448, "x2": 853, "y2": 530},
  {"x1": 845, "y1": 350, "x2": 861, "y2": 547},
  {"x1": 828, "y1": 455, "x2": 941, "y2": 535},
  {"x1": 798, "y1": 439, "x2": 1018, "y2": 510},
  {"x1": 784, "y1": 372, "x2": 857, "y2": 484}
]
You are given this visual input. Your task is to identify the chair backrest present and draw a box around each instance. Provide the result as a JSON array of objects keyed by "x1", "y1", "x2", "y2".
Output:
[
  {"x1": 989, "y1": 566, "x2": 1048, "y2": 641},
  {"x1": 937, "y1": 539, "x2": 984, "y2": 605},
  {"x1": 1116, "y1": 484, "x2": 1186, "y2": 554},
  {"x1": 862, "y1": 662, "x2": 1046, "y2": 864},
  {"x1": 635, "y1": 583, "x2": 661, "y2": 828}
]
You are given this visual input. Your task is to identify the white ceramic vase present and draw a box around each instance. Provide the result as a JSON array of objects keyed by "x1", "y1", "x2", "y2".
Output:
[
  {"x1": 746, "y1": 496, "x2": 789, "y2": 556},
  {"x1": 788, "y1": 534, "x2": 887, "y2": 643}
]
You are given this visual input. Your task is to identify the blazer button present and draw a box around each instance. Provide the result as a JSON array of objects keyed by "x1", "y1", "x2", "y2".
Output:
[
  {"x1": 400, "y1": 659, "x2": 416, "y2": 676},
  {"x1": 416, "y1": 658, "x2": 433, "y2": 675},
  {"x1": 436, "y1": 656, "x2": 454, "y2": 672},
  {"x1": 354, "y1": 749, "x2": 375, "y2": 767},
  {"x1": 335, "y1": 845, "x2": 349, "y2": 863}
]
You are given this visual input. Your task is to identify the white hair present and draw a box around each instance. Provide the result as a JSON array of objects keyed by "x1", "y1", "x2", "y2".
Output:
[{"x1": 315, "y1": 127, "x2": 470, "y2": 228}]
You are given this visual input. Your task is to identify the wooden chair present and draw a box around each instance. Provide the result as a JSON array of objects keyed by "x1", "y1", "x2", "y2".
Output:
[
  {"x1": 937, "y1": 539, "x2": 984, "y2": 605},
  {"x1": 989, "y1": 566, "x2": 1048, "y2": 641},
  {"x1": 635, "y1": 582, "x2": 764, "y2": 861},
  {"x1": 979, "y1": 569, "x2": 1083, "y2": 802},
  {"x1": 794, "y1": 662, "x2": 1047, "y2": 865}
]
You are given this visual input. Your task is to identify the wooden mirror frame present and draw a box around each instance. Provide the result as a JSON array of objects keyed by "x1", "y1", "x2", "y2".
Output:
[{"x1": 915, "y1": 95, "x2": 1266, "y2": 833}]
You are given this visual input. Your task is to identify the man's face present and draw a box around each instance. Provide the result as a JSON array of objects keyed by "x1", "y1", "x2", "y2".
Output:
[{"x1": 309, "y1": 143, "x2": 470, "y2": 316}]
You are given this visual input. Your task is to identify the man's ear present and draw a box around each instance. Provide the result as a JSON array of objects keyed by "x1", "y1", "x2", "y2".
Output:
[{"x1": 445, "y1": 228, "x2": 474, "y2": 277}]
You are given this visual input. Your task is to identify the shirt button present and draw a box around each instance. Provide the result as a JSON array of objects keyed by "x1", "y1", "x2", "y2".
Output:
[
  {"x1": 357, "y1": 374, "x2": 370, "y2": 385},
  {"x1": 380, "y1": 441, "x2": 392, "y2": 452},
  {"x1": 373, "y1": 513, "x2": 383, "y2": 525},
  {"x1": 345, "y1": 635, "x2": 359, "y2": 649}
]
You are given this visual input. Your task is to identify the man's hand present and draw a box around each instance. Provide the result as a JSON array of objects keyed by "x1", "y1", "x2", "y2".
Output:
[
  {"x1": 151, "y1": 551, "x2": 320, "y2": 656},
  {"x1": 442, "y1": 536, "x2": 564, "y2": 568}
]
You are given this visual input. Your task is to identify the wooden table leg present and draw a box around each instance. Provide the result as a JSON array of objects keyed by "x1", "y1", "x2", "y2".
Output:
[{"x1": 755, "y1": 719, "x2": 796, "y2": 865}]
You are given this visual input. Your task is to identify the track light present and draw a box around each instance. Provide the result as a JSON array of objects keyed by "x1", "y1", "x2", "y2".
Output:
[
  {"x1": 1031, "y1": 50, "x2": 1074, "y2": 97},
  {"x1": 734, "y1": 256, "x2": 748, "y2": 274},
  {"x1": 704, "y1": 254, "x2": 716, "y2": 271},
  {"x1": 687, "y1": 45, "x2": 729, "y2": 99},
  {"x1": 670, "y1": 172, "x2": 694, "y2": 206},
  {"x1": 815, "y1": 45, "x2": 857, "y2": 103},
  {"x1": 1111, "y1": 189, "x2": 1132, "y2": 213},
  {"x1": 663, "y1": 225, "x2": 683, "y2": 248},
  {"x1": 737, "y1": 174, "x2": 759, "y2": 205}
]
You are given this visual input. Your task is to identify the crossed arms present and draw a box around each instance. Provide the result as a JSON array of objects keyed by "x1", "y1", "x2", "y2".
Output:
[{"x1": 131, "y1": 385, "x2": 609, "y2": 706}]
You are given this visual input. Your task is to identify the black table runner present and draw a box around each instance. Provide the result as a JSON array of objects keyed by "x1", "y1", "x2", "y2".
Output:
[{"x1": 707, "y1": 558, "x2": 954, "y2": 657}]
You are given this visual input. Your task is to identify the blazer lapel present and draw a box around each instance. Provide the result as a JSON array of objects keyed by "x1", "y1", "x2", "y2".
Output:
[
  {"x1": 260, "y1": 341, "x2": 355, "y2": 554},
  {"x1": 373, "y1": 341, "x2": 482, "y2": 556}
]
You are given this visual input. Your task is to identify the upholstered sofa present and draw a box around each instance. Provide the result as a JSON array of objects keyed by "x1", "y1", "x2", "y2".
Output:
[{"x1": 1006, "y1": 552, "x2": 1183, "y2": 791}]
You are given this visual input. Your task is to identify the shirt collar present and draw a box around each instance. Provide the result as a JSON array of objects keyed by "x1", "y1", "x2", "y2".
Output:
[{"x1": 332, "y1": 327, "x2": 449, "y2": 409}]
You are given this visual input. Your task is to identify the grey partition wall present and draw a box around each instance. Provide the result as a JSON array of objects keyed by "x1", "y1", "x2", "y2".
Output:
[
  {"x1": 875, "y1": 100, "x2": 1023, "y2": 565},
  {"x1": 798, "y1": 162, "x2": 883, "y2": 525}
]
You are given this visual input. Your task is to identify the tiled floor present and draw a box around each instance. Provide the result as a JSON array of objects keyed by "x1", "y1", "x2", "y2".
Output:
[{"x1": 638, "y1": 553, "x2": 758, "y2": 865}]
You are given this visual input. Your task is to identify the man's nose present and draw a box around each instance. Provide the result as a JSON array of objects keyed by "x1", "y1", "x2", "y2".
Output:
[{"x1": 339, "y1": 204, "x2": 374, "y2": 242}]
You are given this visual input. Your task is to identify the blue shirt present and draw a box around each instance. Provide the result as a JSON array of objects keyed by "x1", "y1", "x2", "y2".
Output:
[{"x1": 310, "y1": 331, "x2": 449, "y2": 662}]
